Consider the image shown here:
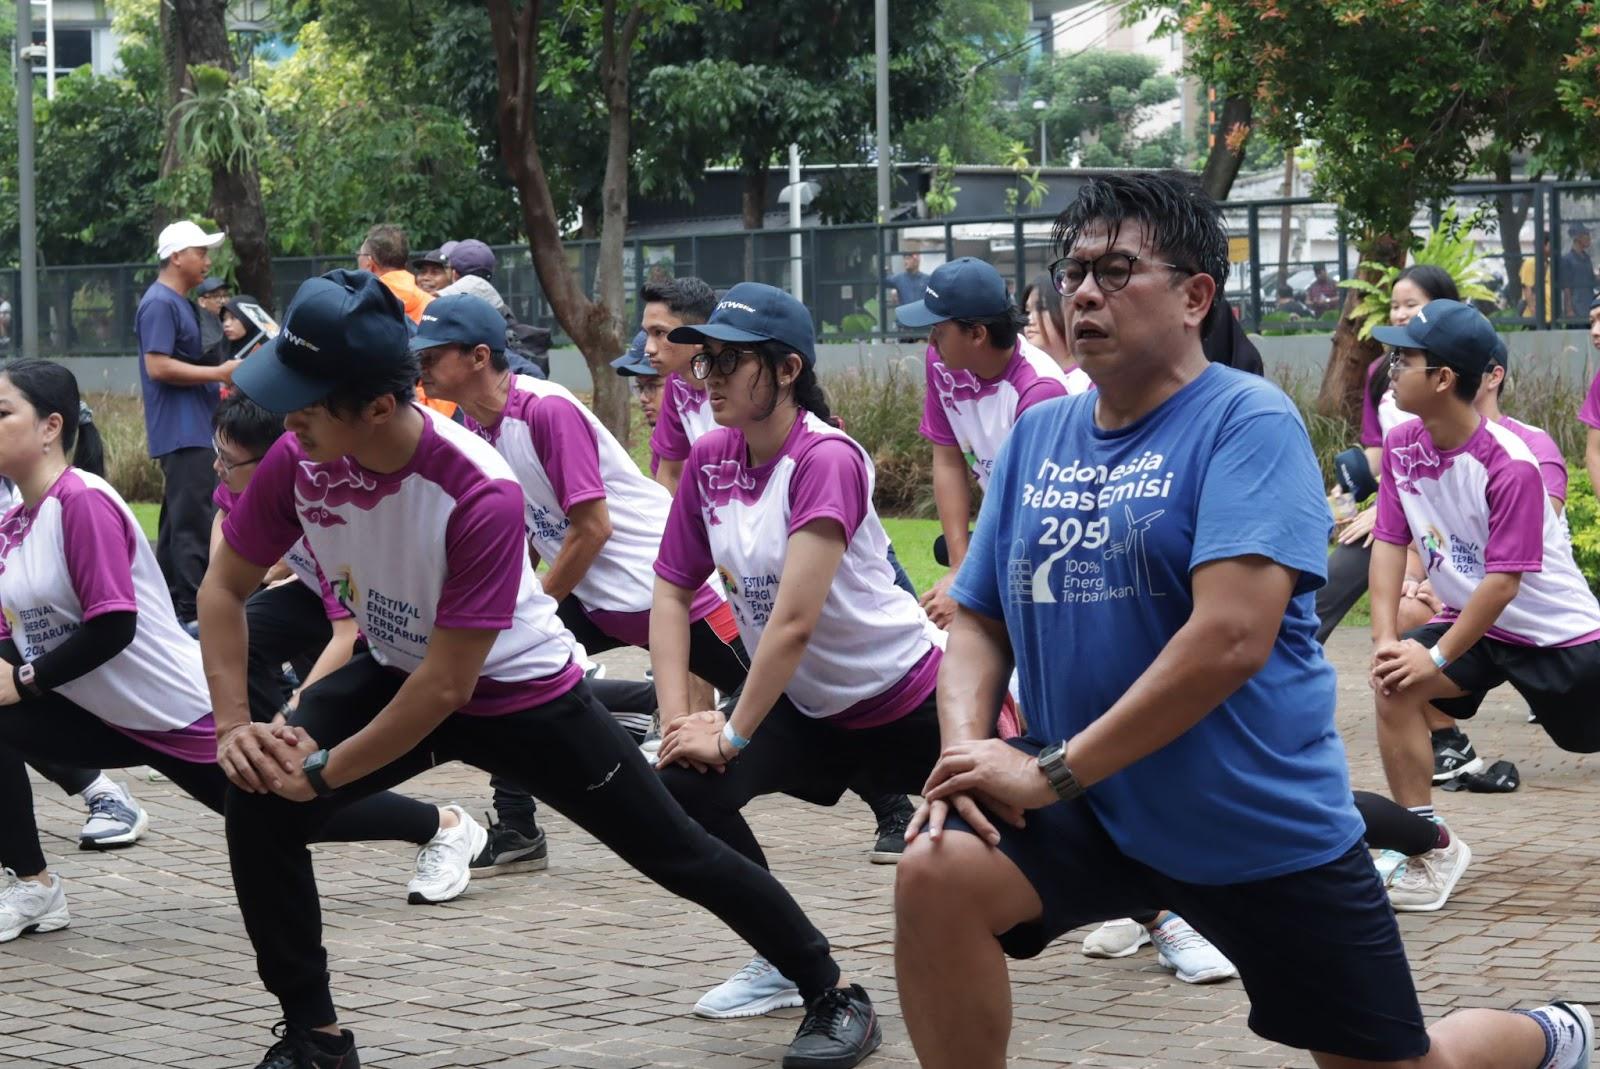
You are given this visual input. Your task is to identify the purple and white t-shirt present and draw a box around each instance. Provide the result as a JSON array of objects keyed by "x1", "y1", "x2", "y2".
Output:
[
  {"x1": 463, "y1": 375, "x2": 722, "y2": 646},
  {"x1": 1360, "y1": 358, "x2": 1417, "y2": 448},
  {"x1": 1500, "y1": 416, "x2": 1568, "y2": 505},
  {"x1": 214, "y1": 478, "x2": 350, "y2": 622},
  {"x1": 656, "y1": 411, "x2": 942, "y2": 723},
  {"x1": 0, "y1": 469, "x2": 215, "y2": 760},
  {"x1": 223, "y1": 406, "x2": 582, "y2": 714},
  {"x1": 1579, "y1": 367, "x2": 1600, "y2": 431},
  {"x1": 1374, "y1": 417, "x2": 1600, "y2": 646},
  {"x1": 650, "y1": 372, "x2": 720, "y2": 464},
  {"x1": 919, "y1": 339, "x2": 1077, "y2": 490}
]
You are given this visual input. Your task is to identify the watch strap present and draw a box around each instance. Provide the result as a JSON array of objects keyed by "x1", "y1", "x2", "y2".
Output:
[
  {"x1": 302, "y1": 750, "x2": 334, "y2": 797},
  {"x1": 13, "y1": 663, "x2": 42, "y2": 698},
  {"x1": 1038, "y1": 743, "x2": 1085, "y2": 802}
]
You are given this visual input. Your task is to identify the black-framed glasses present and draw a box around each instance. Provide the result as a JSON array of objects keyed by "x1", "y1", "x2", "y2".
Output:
[
  {"x1": 629, "y1": 376, "x2": 664, "y2": 397},
  {"x1": 691, "y1": 346, "x2": 759, "y2": 381},
  {"x1": 1049, "y1": 252, "x2": 1191, "y2": 296},
  {"x1": 212, "y1": 439, "x2": 263, "y2": 476}
]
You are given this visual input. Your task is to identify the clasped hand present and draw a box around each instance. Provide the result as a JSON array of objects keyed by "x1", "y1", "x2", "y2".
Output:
[
  {"x1": 217, "y1": 717, "x2": 322, "y2": 801},
  {"x1": 657, "y1": 709, "x2": 731, "y2": 773},
  {"x1": 1369, "y1": 638, "x2": 1439, "y2": 697},
  {"x1": 906, "y1": 739, "x2": 1057, "y2": 848}
]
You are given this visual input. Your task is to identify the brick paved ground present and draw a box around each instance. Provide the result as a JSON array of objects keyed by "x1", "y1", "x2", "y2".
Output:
[{"x1": 2, "y1": 630, "x2": 1598, "y2": 1068}]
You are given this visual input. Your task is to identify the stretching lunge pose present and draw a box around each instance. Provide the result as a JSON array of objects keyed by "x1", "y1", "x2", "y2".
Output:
[
  {"x1": 893, "y1": 172, "x2": 1594, "y2": 1069},
  {"x1": 650, "y1": 283, "x2": 936, "y2": 1047},
  {"x1": 203, "y1": 270, "x2": 878, "y2": 1069}
]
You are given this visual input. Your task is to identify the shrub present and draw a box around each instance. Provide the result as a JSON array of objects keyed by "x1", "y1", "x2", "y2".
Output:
[
  {"x1": 1566, "y1": 470, "x2": 1600, "y2": 597},
  {"x1": 825, "y1": 357, "x2": 936, "y2": 517},
  {"x1": 85, "y1": 392, "x2": 164, "y2": 502}
]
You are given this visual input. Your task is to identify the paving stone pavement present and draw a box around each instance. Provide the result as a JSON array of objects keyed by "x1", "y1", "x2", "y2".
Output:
[{"x1": 2, "y1": 630, "x2": 1598, "y2": 1068}]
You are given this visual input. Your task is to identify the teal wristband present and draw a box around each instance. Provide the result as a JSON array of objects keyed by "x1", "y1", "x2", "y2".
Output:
[
  {"x1": 1429, "y1": 645, "x2": 1449, "y2": 671},
  {"x1": 722, "y1": 721, "x2": 751, "y2": 751}
]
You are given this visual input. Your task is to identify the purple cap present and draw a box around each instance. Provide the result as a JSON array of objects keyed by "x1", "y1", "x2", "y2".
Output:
[{"x1": 448, "y1": 239, "x2": 496, "y2": 280}]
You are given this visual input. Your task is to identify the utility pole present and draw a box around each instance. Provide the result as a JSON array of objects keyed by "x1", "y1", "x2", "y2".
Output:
[
  {"x1": 874, "y1": 0, "x2": 890, "y2": 223},
  {"x1": 15, "y1": 0, "x2": 40, "y2": 360}
]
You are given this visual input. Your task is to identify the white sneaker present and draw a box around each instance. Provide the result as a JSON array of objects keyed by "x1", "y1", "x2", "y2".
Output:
[
  {"x1": 692, "y1": 956, "x2": 804, "y2": 1019},
  {"x1": 79, "y1": 780, "x2": 149, "y2": 850},
  {"x1": 1386, "y1": 830, "x2": 1471, "y2": 913},
  {"x1": 1082, "y1": 918, "x2": 1151, "y2": 959},
  {"x1": 1151, "y1": 916, "x2": 1238, "y2": 984},
  {"x1": 406, "y1": 805, "x2": 487, "y2": 905},
  {"x1": 1373, "y1": 849, "x2": 1408, "y2": 884},
  {"x1": 0, "y1": 870, "x2": 69, "y2": 943}
]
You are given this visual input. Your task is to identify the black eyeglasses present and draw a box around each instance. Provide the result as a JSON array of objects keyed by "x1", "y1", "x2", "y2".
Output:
[
  {"x1": 1383, "y1": 348, "x2": 1443, "y2": 375},
  {"x1": 629, "y1": 377, "x2": 664, "y2": 397},
  {"x1": 691, "y1": 346, "x2": 760, "y2": 381},
  {"x1": 212, "y1": 439, "x2": 263, "y2": 476},
  {"x1": 1049, "y1": 252, "x2": 1192, "y2": 296}
]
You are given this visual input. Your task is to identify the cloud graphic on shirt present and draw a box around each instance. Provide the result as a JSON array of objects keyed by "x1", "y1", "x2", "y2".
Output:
[
  {"x1": 300, "y1": 504, "x2": 347, "y2": 528},
  {"x1": 0, "y1": 509, "x2": 28, "y2": 576},
  {"x1": 698, "y1": 458, "x2": 761, "y2": 526},
  {"x1": 672, "y1": 377, "x2": 707, "y2": 417},
  {"x1": 296, "y1": 458, "x2": 398, "y2": 510},
  {"x1": 930, "y1": 359, "x2": 1004, "y2": 412},
  {"x1": 1389, "y1": 439, "x2": 1449, "y2": 493}
]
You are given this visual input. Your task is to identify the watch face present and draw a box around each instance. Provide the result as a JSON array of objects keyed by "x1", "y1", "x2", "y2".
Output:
[
  {"x1": 304, "y1": 750, "x2": 327, "y2": 772},
  {"x1": 18, "y1": 663, "x2": 34, "y2": 685}
]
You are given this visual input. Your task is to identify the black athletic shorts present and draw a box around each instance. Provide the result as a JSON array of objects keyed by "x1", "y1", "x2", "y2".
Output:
[
  {"x1": 942, "y1": 739, "x2": 1430, "y2": 1062},
  {"x1": 1407, "y1": 622, "x2": 1600, "y2": 753}
]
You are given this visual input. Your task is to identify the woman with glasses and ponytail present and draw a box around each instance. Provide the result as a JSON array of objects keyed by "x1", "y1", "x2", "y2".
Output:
[{"x1": 650, "y1": 283, "x2": 941, "y2": 1060}]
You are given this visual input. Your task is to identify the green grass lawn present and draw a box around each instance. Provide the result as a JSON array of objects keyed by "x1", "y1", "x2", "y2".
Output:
[
  {"x1": 133, "y1": 502, "x2": 159, "y2": 542},
  {"x1": 881, "y1": 516, "x2": 943, "y2": 594}
]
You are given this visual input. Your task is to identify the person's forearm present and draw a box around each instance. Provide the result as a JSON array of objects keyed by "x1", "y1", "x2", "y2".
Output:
[
  {"x1": 145, "y1": 354, "x2": 228, "y2": 386},
  {"x1": 656, "y1": 459, "x2": 684, "y2": 496},
  {"x1": 1586, "y1": 442, "x2": 1600, "y2": 501},
  {"x1": 725, "y1": 615, "x2": 812, "y2": 742},
  {"x1": 209, "y1": 510, "x2": 226, "y2": 562},
  {"x1": 649, "y1": 577, "x2": 698, "y2": 726},
  {"x1": 323, "y1": 663, "x2": 468, "y2": 788},
  {"x1": 1433, "y1": 573, "x2": 1521, "y2": 663},
  {"x1": 198, "y1": 575, "x2": 254, "y2": 736},
  {"x1": 1062, "y1": 617, "x2": 1265, "y2": 790},
  {"x1": 932, "y1": 451, "x2": 973, "y2": 568},
  {"x1": 297, "y1": 618, "x2": 358, "y2": 696},
  {"x1": 539, "y1": 523, "x2": 611, "y2": 604},
  {"x1": 1369, "y1": 539, "x2": 1410, "y2": 644},
  {"x1": 936, "y1": 609, "x2": 1013, "y2": 745}
]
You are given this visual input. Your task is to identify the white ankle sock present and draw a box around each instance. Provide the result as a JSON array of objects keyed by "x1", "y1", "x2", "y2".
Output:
[
  {"x1": 1520, "y1": 1003, "x2": 1590, "y2": 1069},
  {"x1": 80, "y1": 774, "x2": 116, "y2": 800}
]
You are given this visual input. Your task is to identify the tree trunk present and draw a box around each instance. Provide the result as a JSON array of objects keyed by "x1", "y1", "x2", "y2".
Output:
[
  {"x1": 162, "y1": 0, "x2": 276, "y2": 311},
  {"x1": 487, "y1": 0, "x2": 636, "y2": 439},
  {"x1": 1315, "y1": 231, "x2": 1408, "y2": 421},
  {"x1": 1199, "y1": 95, "x2": 1252, "y2": 203},
  {"x1": 741, "y1": 164, "x2": 765, "y2": 280},
  {"x1": 1493, "y1": 159, "x2": 1532, "y2": 319}
]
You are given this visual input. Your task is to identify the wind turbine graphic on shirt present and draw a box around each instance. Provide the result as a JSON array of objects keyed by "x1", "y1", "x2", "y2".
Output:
[{"x1": 1102, "y1": 505, "x2": 1166, "y2": 597}]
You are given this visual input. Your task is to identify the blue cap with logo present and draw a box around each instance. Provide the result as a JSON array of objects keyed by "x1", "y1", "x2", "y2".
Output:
[
  {"x1": 611, "y1": 330, "x2": 652, "y2": 376},
  {"x1": 667, "y1": 282, "x2": 817, "y2": 366},
  {"x1": 894, "y1": 257, "x2": 1010, "y2": 328},
  {"x1": 232, "y1": 269, "x2": 411, "y2": 413},
  {"x1": 1371, "y1": 299, "x2": 1500, "y2": 375},
  {"x1": 409, "y1": 293, "x2": 507, "y2": 354}
]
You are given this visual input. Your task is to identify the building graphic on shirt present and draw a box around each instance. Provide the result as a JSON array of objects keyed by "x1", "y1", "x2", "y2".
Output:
[{"x1": 1007, "y1": 539, "x2": 1034, "y2": 604}]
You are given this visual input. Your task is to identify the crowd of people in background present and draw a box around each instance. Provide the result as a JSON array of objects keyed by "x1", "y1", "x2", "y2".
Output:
[{"x1": 1, "y1": 170, "x2": 1597, "y2": 1069}]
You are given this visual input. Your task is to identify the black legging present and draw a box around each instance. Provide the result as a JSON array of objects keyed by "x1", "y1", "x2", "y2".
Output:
[
  {"x1": 227, "y1": 654, "x2": 844, "y2": 1028},
  {"x1": 0, "y1": 692, "x2": 437, "y2": 878}
]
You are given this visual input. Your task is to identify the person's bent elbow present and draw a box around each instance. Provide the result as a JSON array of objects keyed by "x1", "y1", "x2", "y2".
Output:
[{"x1": 1211, "y1": 614, "x2": 1277, "y2": 679}]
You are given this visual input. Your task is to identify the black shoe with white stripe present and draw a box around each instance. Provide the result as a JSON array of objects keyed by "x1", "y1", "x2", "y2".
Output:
[
  {"x1": 1432, "y1": 728, "x2": 1484, "y2": 783},
  {"x1": 783, "y1": 984, "x2": 881, "y2": 1069}
]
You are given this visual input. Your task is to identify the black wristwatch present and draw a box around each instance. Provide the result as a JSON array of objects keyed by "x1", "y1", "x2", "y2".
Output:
[
  {"x1": 13, "y1": 662, "x2": 42, "y2": 699},
  {"x1": 1037, "y1": 741, "x2": 1085, "y2": 802},
  {"x1": 302, "y1": 749, "x2": 335, "y2": 798}
]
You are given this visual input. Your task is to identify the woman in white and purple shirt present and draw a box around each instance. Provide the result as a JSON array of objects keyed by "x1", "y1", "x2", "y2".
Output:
[{"x1": 653, "y1": 284, "x2": 942, "y2": 1023}]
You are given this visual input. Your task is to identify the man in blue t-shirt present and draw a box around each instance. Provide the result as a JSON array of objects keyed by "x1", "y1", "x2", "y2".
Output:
[
  {"x1": 893, "y1": 173, "x2": 1595, "y2": 1069},
  {"x1": 135, "y1": 220, "x2": 241, "y2": 626}
]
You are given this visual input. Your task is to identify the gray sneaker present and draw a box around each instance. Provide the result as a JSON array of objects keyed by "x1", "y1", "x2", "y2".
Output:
[{"x1": 79, "y1": 781, "x2": 149, "y2": 850}]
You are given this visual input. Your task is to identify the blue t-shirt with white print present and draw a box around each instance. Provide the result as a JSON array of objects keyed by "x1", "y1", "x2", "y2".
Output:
[{"x1": 950, "y1": 363, "x2": 1363, "y2": 885}]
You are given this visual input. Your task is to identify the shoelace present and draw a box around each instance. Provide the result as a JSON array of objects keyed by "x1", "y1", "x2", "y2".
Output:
[
  {"x1": 413, "y1": 840, "x2": 455, "y2": 882},
  {"x1": 85, "y1": 791, "x2": 127, "y2": 822},
  {"x1": 1154, "y1": 922, "x2": 1208, "y2": 956},
  {"x1": 795, "y1": 987, "x2": 857, "y2": 1039},
  {"x1": 258, "y1": 1021, "x2": 326, "y2": 1069},
  {"x1": 727, "y1": 957, "x2": 774, "y2": 986}
]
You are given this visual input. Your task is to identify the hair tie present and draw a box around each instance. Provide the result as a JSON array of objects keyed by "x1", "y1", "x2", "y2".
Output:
[{"x1": 77, "y1": 400, "x2": 94, "y2": 427}]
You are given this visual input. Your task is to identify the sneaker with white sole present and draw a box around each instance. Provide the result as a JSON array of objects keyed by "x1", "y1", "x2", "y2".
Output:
[
  {"x1": 1385, "y1": 830, "x2": 1471, "y2": 912},
  {"x1": 1082, "y1": 917, "x2": 1152, "y2": 959},
  {"x1": 1431, "y1": 728, "x2": 1484, "y2": 783},
  {"x1": 1373, "y1": 849, "x2": 1408, "y2": 884},
  {"x1": 0, "y1": 870, "x2": 69, "y2": 943},
  {"x1": 406, "y1": 806, "x2": 487, "y2": 905},
  {"x1": 79, "y1": 781, "x2": 149, "y2": 850},
  {"x1": 693, "y1": 956, "x2": 805, "y2": 1019},
  {"x1": 1151, "y1": 915, "x2": 1237, "y2": 984}
]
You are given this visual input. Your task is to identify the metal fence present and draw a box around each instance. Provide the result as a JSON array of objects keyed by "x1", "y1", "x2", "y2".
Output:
[{"x1": 1, "y1": 179, "x2": 1597, "y2": 359}]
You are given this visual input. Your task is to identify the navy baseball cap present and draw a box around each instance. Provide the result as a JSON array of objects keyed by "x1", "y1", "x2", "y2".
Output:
[
  {"x1": 894, "y1": 257, "x2": 1010, "y2": 328},
  {"x1": 667, "y1": 282, "x2": 817, "y2": 366},
  {"x1": 448, "y1": 239, "x2": 496, "y2": 279},
  {"x1": 1371, "y1": 299, "x2": 1500, "y2": 375},
  {"x1": 611, "y1": 330, "x2": 653, "y2": 376},
  {"x1": 410, "y1": 293, "x2": 506, "y2": 354},
  {"x1": 195, "y1": 277, "x2": 229, "y2": 297},
  {"x1": 233, "y1": 270, "x2": 411, "y2": 413},
  {"x1": 411, "y1": 244, "x2": 453, "y2": 269}
]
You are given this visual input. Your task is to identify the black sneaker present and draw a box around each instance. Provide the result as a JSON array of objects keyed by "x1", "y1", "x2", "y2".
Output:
[
  {"x1": 869, "y1": 797, "x2": 914, "y2": 865},
  {"x1": 1432, "y1": 729, "x2": 1485, "y2": 783},
  {"x1": 469, "y1": 813, "x2": 549, "y2": 877},
  {"x1": 254, "y1": 1022, "x2": 360, "y2": 1069},
  {"x1": 783, "y1": 984, "x2": 882, "y2": 1069}
]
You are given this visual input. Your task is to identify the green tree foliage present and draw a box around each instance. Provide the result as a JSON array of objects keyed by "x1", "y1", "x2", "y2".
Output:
[
  {"x1": 1022, "y1": 50, "x2": 1180, "y2": 169},
  {"x1": 895, "y1": 0, "x2": 1032, "y2": 166}
]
